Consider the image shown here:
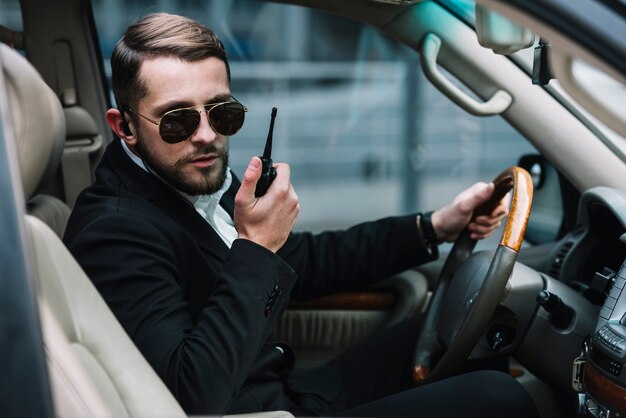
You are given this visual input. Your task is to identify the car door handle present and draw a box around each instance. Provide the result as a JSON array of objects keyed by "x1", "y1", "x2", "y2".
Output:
[{"x1": 419, "y1": 33, "x2": 512, "y2": 116}]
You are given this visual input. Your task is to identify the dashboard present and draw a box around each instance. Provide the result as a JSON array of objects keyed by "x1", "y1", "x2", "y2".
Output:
[
  {"x1": 547, "y1": 187, "x2": 626, "y2": 302},
  {"x1": 548, "y1": 187, "x2": 626, "y2": 415}
]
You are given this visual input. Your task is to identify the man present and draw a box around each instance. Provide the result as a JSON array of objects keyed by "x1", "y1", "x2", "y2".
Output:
[{"x1": 64, "y1": 12, "x2": 538, "y2": 418}]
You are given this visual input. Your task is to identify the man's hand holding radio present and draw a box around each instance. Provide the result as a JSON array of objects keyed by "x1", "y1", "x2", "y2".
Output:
[{"x1": 234, "y1": 156, "x2": 299, "y2": 253}]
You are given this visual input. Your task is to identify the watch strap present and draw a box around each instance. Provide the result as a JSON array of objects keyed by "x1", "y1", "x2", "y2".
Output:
[{"x1": 417, "y1": 211, "x2": 439, "y2": 258}]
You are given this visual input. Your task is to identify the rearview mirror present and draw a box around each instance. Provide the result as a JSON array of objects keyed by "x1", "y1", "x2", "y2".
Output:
[{"x1": 475, "y1": 4, "x2": 535, "y2": 55}]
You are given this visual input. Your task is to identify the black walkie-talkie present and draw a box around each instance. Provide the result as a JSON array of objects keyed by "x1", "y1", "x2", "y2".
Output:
[{"x1": 254, "y1": 107, "x2": 278, "y2": 197}]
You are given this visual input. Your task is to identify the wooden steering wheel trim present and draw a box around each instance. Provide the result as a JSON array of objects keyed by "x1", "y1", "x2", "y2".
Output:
[{"x1": 493, "y1": 167, "x2": 533, "y2": 252}]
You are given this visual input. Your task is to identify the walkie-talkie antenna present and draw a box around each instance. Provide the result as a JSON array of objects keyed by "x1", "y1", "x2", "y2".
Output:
[
  {"x1": 254, "y1": 107, "x2": 279, "y2": 197},
  {"x1": 263, "y1": 107, "x2": 277, "y2": 159}
]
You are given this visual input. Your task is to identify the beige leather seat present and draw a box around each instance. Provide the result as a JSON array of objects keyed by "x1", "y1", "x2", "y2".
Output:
[
  {"x1": 6, "y1": 44, "x2": 71, "y2": 237},
  {"x1": 26, "y1": 193, "x2": 72, "y2": 237},
  {"x1": 1, "y1": 43, "x2": 292, "y2": 418},
  {"x1": 11, "y1": 50, "x2": 70, "y2": 237}
]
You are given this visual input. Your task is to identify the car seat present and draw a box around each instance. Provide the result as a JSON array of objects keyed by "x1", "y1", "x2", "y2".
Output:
[
  {"x1": 9, "y1": 43, "x2": 71, "y2": 237},
  {"x1": 0, "y1": 42, "x2": 292, "y2": 418}
]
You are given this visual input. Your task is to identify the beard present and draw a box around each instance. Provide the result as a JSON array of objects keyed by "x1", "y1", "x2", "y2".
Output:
[{"x1": 135, "y1": 134, "x2": 229, "y2": 196}]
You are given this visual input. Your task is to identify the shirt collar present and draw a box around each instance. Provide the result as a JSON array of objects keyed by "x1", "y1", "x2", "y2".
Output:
[
  {"x1": 121, "y1": 139, "x2": 147, "y2": 172},
  {"x1": 193, "y1": 170, "x2": 232, "y2": 215}
]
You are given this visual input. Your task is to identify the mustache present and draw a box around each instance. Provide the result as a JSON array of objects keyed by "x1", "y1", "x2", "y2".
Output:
[{"x1": 179, "y1": 144, "x2": 226, "y2": 163}]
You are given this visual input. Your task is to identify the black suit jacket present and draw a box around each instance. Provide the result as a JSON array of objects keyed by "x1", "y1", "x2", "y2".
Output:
[{"x1": 63, "y1": 139, "x2": 434, "y2": 415}]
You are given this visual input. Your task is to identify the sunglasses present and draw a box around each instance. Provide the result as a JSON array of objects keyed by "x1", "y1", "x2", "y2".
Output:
[{"x1": 121, "y1": 98, "x2": 247, "y2": 144}]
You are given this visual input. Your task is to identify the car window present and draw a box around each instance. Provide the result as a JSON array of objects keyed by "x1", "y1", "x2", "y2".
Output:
[
  {"x1": 92, "y1": 0, "x2": 537, "y2": 236},
  {"x1": 571, "y1": 59, "x2": 626, "y2": 143},
  {"x1": 0, "y1": 0, "x2": 23, "y2": 49},
  {"x1": 0, "y1": 0, "x2": 22, "y2": 31}
]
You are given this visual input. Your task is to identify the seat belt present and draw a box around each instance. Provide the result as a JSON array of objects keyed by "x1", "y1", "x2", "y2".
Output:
[
  {"x1": 62, "y1": 102, "x2": 102, "y2": 208},
  {"x1": 53, "y1": 42, "x2": 104, "y2": 209}
]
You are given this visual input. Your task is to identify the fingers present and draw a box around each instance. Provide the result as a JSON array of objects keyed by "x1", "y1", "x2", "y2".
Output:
[
  {"x1": 234, "y1": 160, "x2": 299, "y2": 253},
  {"x1": 468, "y1": 201, "x2": 509, "y2": 239},
  {"x1": 474, "y1": 202, "x2": 508, "y2": 225},
  {"x1": 237, "y1": 157, "x2": 263, "y2": 205},
  {"x1": 437, "y1": 180, "x2": 513, "y2": 242},
  {"x1": 468, "y1": 219, "x2": 503, "y2": 239},
  {"x1": 265, "y1": 164, "x2": 299, "y2": 223},
  {"x1": 456, "y1": 182, "x2": 494, "y2": 214},
  {"x1": 267, "y1": 163, "x2": 291, "y2": 194}
]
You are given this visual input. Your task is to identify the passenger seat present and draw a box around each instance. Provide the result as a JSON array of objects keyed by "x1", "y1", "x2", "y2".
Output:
[
  {"x1": 14, "y1": 52, "x2": 71, "y2": 237},
  {"x1": 1, "y1": 43, "x2": 292, "y2": 418}
]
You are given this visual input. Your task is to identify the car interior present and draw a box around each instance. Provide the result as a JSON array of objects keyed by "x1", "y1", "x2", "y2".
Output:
[{"x1": 1, "y1": 0, "x2": 626, "y2": 417}]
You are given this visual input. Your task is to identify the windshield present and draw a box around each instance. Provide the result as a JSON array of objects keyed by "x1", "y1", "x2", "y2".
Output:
[
  {"x1": 442, "y1": 0, "x2": 626, "y2": 160},
  {"x1": 513, "y1": 44, "x2": 626, "y2": 160}
]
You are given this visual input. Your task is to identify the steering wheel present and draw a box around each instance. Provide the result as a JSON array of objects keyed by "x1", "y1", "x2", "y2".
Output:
[{"x1": 412, "y1": 166, "x2": 533, "y2": 384}]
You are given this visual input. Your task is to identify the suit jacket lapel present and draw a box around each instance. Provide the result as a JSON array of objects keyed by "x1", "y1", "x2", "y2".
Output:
[
  {"x1": 154, "y1": 188, "x2": 230, "y2": 261},
  {"x1": 106, "y1": 140, "x2": 230, "y2": 261}
]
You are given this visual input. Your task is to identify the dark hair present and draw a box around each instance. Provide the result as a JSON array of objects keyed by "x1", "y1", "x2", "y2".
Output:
[{"x1": 111, "y1": 12, "x2": 230, "y2": 108}]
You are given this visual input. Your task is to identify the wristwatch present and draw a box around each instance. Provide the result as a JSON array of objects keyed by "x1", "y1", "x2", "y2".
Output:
[{"x1": 417, "y1": 211, "x2": 439, "y2": 258}]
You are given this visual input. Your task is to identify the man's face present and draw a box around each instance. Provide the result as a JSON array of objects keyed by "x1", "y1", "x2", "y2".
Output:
[{"x1": 131, "y1": 56, "x2": 231, "y2": 196}]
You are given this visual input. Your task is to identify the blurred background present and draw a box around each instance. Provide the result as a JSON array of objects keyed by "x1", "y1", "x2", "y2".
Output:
[{"x1": 0, "y1": 0, "x2": 536, "y2": 234}]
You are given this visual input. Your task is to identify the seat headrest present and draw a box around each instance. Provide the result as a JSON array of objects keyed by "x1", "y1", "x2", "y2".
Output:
[{"x1": 0, "y1": 44, "x2": 65, "y2": 200}]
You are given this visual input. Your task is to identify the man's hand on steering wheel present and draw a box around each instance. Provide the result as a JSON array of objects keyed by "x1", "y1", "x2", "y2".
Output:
[
  {"x1": 412, "y1": 167, "x2": 533, "y2": 385},
  {"x1": 432, "y1": 182, "x2": 510, "y2": 242}
]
